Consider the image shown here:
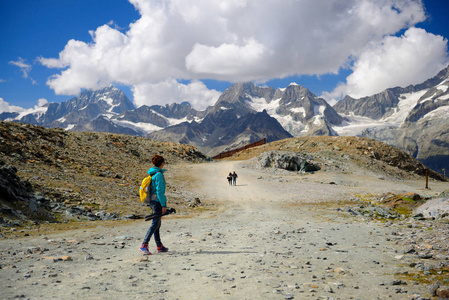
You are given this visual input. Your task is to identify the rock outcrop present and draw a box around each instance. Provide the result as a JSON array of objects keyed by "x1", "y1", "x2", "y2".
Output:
[{"x1": 252, "y1": 151, "x2": 320, "y2": 172}]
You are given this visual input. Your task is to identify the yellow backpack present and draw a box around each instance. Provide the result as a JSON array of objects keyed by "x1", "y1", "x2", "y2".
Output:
[{"x1": 139, "y1": 172, "x2": 159, "y2": 202}]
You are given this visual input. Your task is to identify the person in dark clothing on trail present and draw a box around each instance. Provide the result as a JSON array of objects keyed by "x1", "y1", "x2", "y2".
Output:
[
  {"x1": 227, "y1": 172, "x2": 233, "y2": 185},
  {"x1": 140, "y1": 154, "x2": 169, "y2": 255},
  {"x1": 232, "y1": 171, "x2": 238, "y2": 186}
]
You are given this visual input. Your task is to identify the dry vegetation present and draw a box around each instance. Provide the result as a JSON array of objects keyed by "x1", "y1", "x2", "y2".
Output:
[
  {"x1": 0, "y1": 121, "x2": 208, "y2": 223},
  {"x1": 226, "y1": 136, "x2": 445, "y2": 181}
]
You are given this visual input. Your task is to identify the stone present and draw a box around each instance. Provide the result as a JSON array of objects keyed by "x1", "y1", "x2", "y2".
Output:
[
  {"x1": 404, "y1": 246, "x2": 416, "y2": 254},
  {"x1": 334, "y1": 268, "x2": 348, "y2": 274},
  {"x1": 389, "y1": 280, "x2": 406, "y2": 286},
  {"x1": 61, "y1": 256, "x2": 72, "y2": 261},
  {"x1": 436, "y1": 287, "x2": 449, "y2": 298},
  {"x1": 418, "y1": 253, "x2": 433, "y2": 259}
]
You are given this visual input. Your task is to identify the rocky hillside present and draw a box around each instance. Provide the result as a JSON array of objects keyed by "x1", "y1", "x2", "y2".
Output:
[
  {"x1": 1, "y1": 121, "x2": 445, "y2": 227},
  {"x1": 228, "y1": 136, "x2": 446, "y2": 181},
  {"x1": 0, "y1": 121, "x2": 208, "y2": 226}
]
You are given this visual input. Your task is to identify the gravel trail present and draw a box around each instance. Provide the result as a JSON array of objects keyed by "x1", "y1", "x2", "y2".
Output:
[{"x1": 1, "y1": 160, "x2": 447, "y2": 299}]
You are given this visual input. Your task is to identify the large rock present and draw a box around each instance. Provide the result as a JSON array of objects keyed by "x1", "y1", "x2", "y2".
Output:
[
  {"x1": 254, "y1": 151, "x2": 320, "y2": 172},
  {"x1": 0, "y1": 160, "x2": 56, "y2": 225},
  {"x1": 414, "y1": 191, "x2": 449, "y2": 219}
]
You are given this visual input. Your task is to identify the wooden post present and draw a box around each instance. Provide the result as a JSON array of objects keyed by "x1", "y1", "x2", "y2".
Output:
[{"x1": 425, "y1": 169, "x2": 429, "y2": 189}]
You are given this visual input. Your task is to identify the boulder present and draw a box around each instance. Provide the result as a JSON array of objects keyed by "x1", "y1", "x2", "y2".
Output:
[
  {"x1": 255, "y1": 151, "x2": 320, "y2": 172},
  {"x1": 414, "y1": 193, "x2": 449, "y2": 219}
]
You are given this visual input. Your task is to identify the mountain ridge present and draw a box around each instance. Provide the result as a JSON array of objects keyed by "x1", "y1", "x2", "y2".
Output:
[
  {"x1": 0, "y1": 121, "x2": 444, "y2": 228},
  {"x1": 1, "y1": 65, "x2": 448, "y2": 173}
]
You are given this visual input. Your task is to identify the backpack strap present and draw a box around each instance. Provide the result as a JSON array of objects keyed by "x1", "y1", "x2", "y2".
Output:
[{"x1": 148, "y1": 171, "x2": 161, "y2": 199}]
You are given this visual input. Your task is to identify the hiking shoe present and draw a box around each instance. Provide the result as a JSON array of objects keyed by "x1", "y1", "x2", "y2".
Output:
[
  {"x1": 157, "y1": 245, "x2": 169, "y2": 253},
  {"x1": 139, "y1": 243, "x2": 152, "y2": 255}
]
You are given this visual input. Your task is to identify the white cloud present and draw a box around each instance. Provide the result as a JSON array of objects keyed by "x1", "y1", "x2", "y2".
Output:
[
  {"x1": 0, "y1": 98, "x2": 25, "y2": 113},
  {"x1": 9, "y1": 57, "x2": 31, "y2": 77},
  {"x1": 36, "y1": 98, "x2": 48, "y2": 108},
  {"x1": 325, "y1": 27, "x2": 449, "y2": 100},
  {"x1": 9, "y1": 57, "x2": 38, "y2": 85},
  {"x1": 38, "y1": 0, "x2": 437, "y2": 109},
  {"x1": 133, "y1": 80, "x2": 221, "y2": 110}
]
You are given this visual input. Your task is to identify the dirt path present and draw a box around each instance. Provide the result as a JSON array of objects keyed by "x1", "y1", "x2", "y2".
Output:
[{"x1": 1, "y1": 161, "x2": 447, "y2": 299}]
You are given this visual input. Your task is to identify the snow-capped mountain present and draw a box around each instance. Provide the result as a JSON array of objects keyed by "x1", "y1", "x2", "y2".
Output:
[
  {"x1": 147, "y1": 82, "x2": 346, "y2": 155},
  {"x1": 0, "y1": 86, "x2": 136, "y2": 131},
  {"x1": 109, "y1": 102, "x2": 205, "y2": 135},
  {"x1": 212, "y1": 82, "x2": 345, "y2": 136},
  {"x1": 1, "y1": 65, "x2": 448, "y2": 172},
  {"x1": 148, "y1": 109, "x2": 292, "y2": 156},
  {"x1": 333, "y1": 65, "x2": 449, "y2": 174},
  {"x1": 0, "y1": 87, "x2": 204, "y2": 136}
]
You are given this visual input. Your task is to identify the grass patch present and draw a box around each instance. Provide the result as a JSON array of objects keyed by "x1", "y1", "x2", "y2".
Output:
[
  {"x1": 393, "y1": 206, "x2": 413, "y2": 216},
  {"x1": 399, "y1": 266, "x2": 449, "y2": 285}
]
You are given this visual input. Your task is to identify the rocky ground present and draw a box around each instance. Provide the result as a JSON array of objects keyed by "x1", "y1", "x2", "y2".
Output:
[
  {"x1": 1, "y1": 159, "x2": 448, "y2": 299},
  {"x1": 228, "y1": 136, "x2": 445, "y2": 181},
  {"x1": 1, "y1": 122, "x2": 449, "y2": 299}
]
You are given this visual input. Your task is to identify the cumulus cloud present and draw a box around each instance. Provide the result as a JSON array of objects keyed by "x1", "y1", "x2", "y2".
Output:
[
  {"x1": 36, "y1": 98, "x2": 48, "y2": 108},
  {"x1": 38, "y1": 0, "x2": 436, "y2": 108},
  {"x1": 0, "y1": 97, "x2": 25, "y2": 113},
  {"x1": 325, "y1": 27, "x2": 449, "y2": 100}
]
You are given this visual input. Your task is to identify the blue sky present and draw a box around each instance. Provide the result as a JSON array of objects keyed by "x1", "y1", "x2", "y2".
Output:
[{"x1": 1, "y1": 0, "x2": 449, "y2": 111}]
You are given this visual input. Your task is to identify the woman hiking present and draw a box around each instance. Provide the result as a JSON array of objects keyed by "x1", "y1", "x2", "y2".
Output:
[{"x1": 139, "y1": 154, "x2": 169, "y2": 255}]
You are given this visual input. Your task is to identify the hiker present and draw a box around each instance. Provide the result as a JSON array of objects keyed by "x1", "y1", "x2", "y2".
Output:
[
  {"x1": 227, "y1": 172, "x2": 233, "y2": 185},
  {"x1": 139, "y1": 154, "x2": 169, "y2": 255},
  {"x1": 232, "y1": 171, "x2": 238, "y2": 186}
]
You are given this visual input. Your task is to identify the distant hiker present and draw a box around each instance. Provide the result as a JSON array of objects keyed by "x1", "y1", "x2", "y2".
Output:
[
  {"x1": 232, "y1": 171, "x2": 238, "y2": 186},
  {"x1": 227, "y1": 172, "x2": 233, "y2": 185},
  {"x1": 140, "y1": 154, "x2": 169, "y2": 255}
]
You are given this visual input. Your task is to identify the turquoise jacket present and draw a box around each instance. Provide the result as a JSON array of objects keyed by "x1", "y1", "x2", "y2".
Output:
[{"x1": 148, "y1": 167, "x2": 167, "y2": 207}]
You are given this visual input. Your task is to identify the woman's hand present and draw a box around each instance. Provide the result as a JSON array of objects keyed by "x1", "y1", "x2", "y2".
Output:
[{"x1": 162, "y1": 207, "x2": 167, "y2": 214}]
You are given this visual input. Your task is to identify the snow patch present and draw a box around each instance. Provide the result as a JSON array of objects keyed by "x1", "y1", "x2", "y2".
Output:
[
  {"x1": 111, "y1": 119, "x2": 163, "y2": 134},
  {"x1": 437, "y1": 94, "x2": 449, "y2": 101},
  {"x1": 333, "y1": 115, "x2": 394, "y2": 136},
  {"x1": 149, "y1": 109, "x2": 198, "y2": 126},
  {"x1": 99, "y1": 96, "x2": 115, "y2": 107},
  {"x1": 313, "y1": 105, "x2": 325, "y2": 116},
  {"x1": 312, "y1": 115, "x2": 322, "y2": 125},
  {"x1": 248, "y1": 96, "x2": 280, "y2": 114},
  {"x1": 421, "y1": 105, "x2": 449, "y2": 120},
  {"x1": 290, "y1": 107, "x2": 305, "y2": 117},
  {"x1": 15, "y1": 105, "x2": 48, "y2": 121},
  {"x1": 382, "y1": 90, "x2": 428, "y2": 123},
  {"x1": 436, "y1": 85, "x2": 448, "y2": 93}
]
